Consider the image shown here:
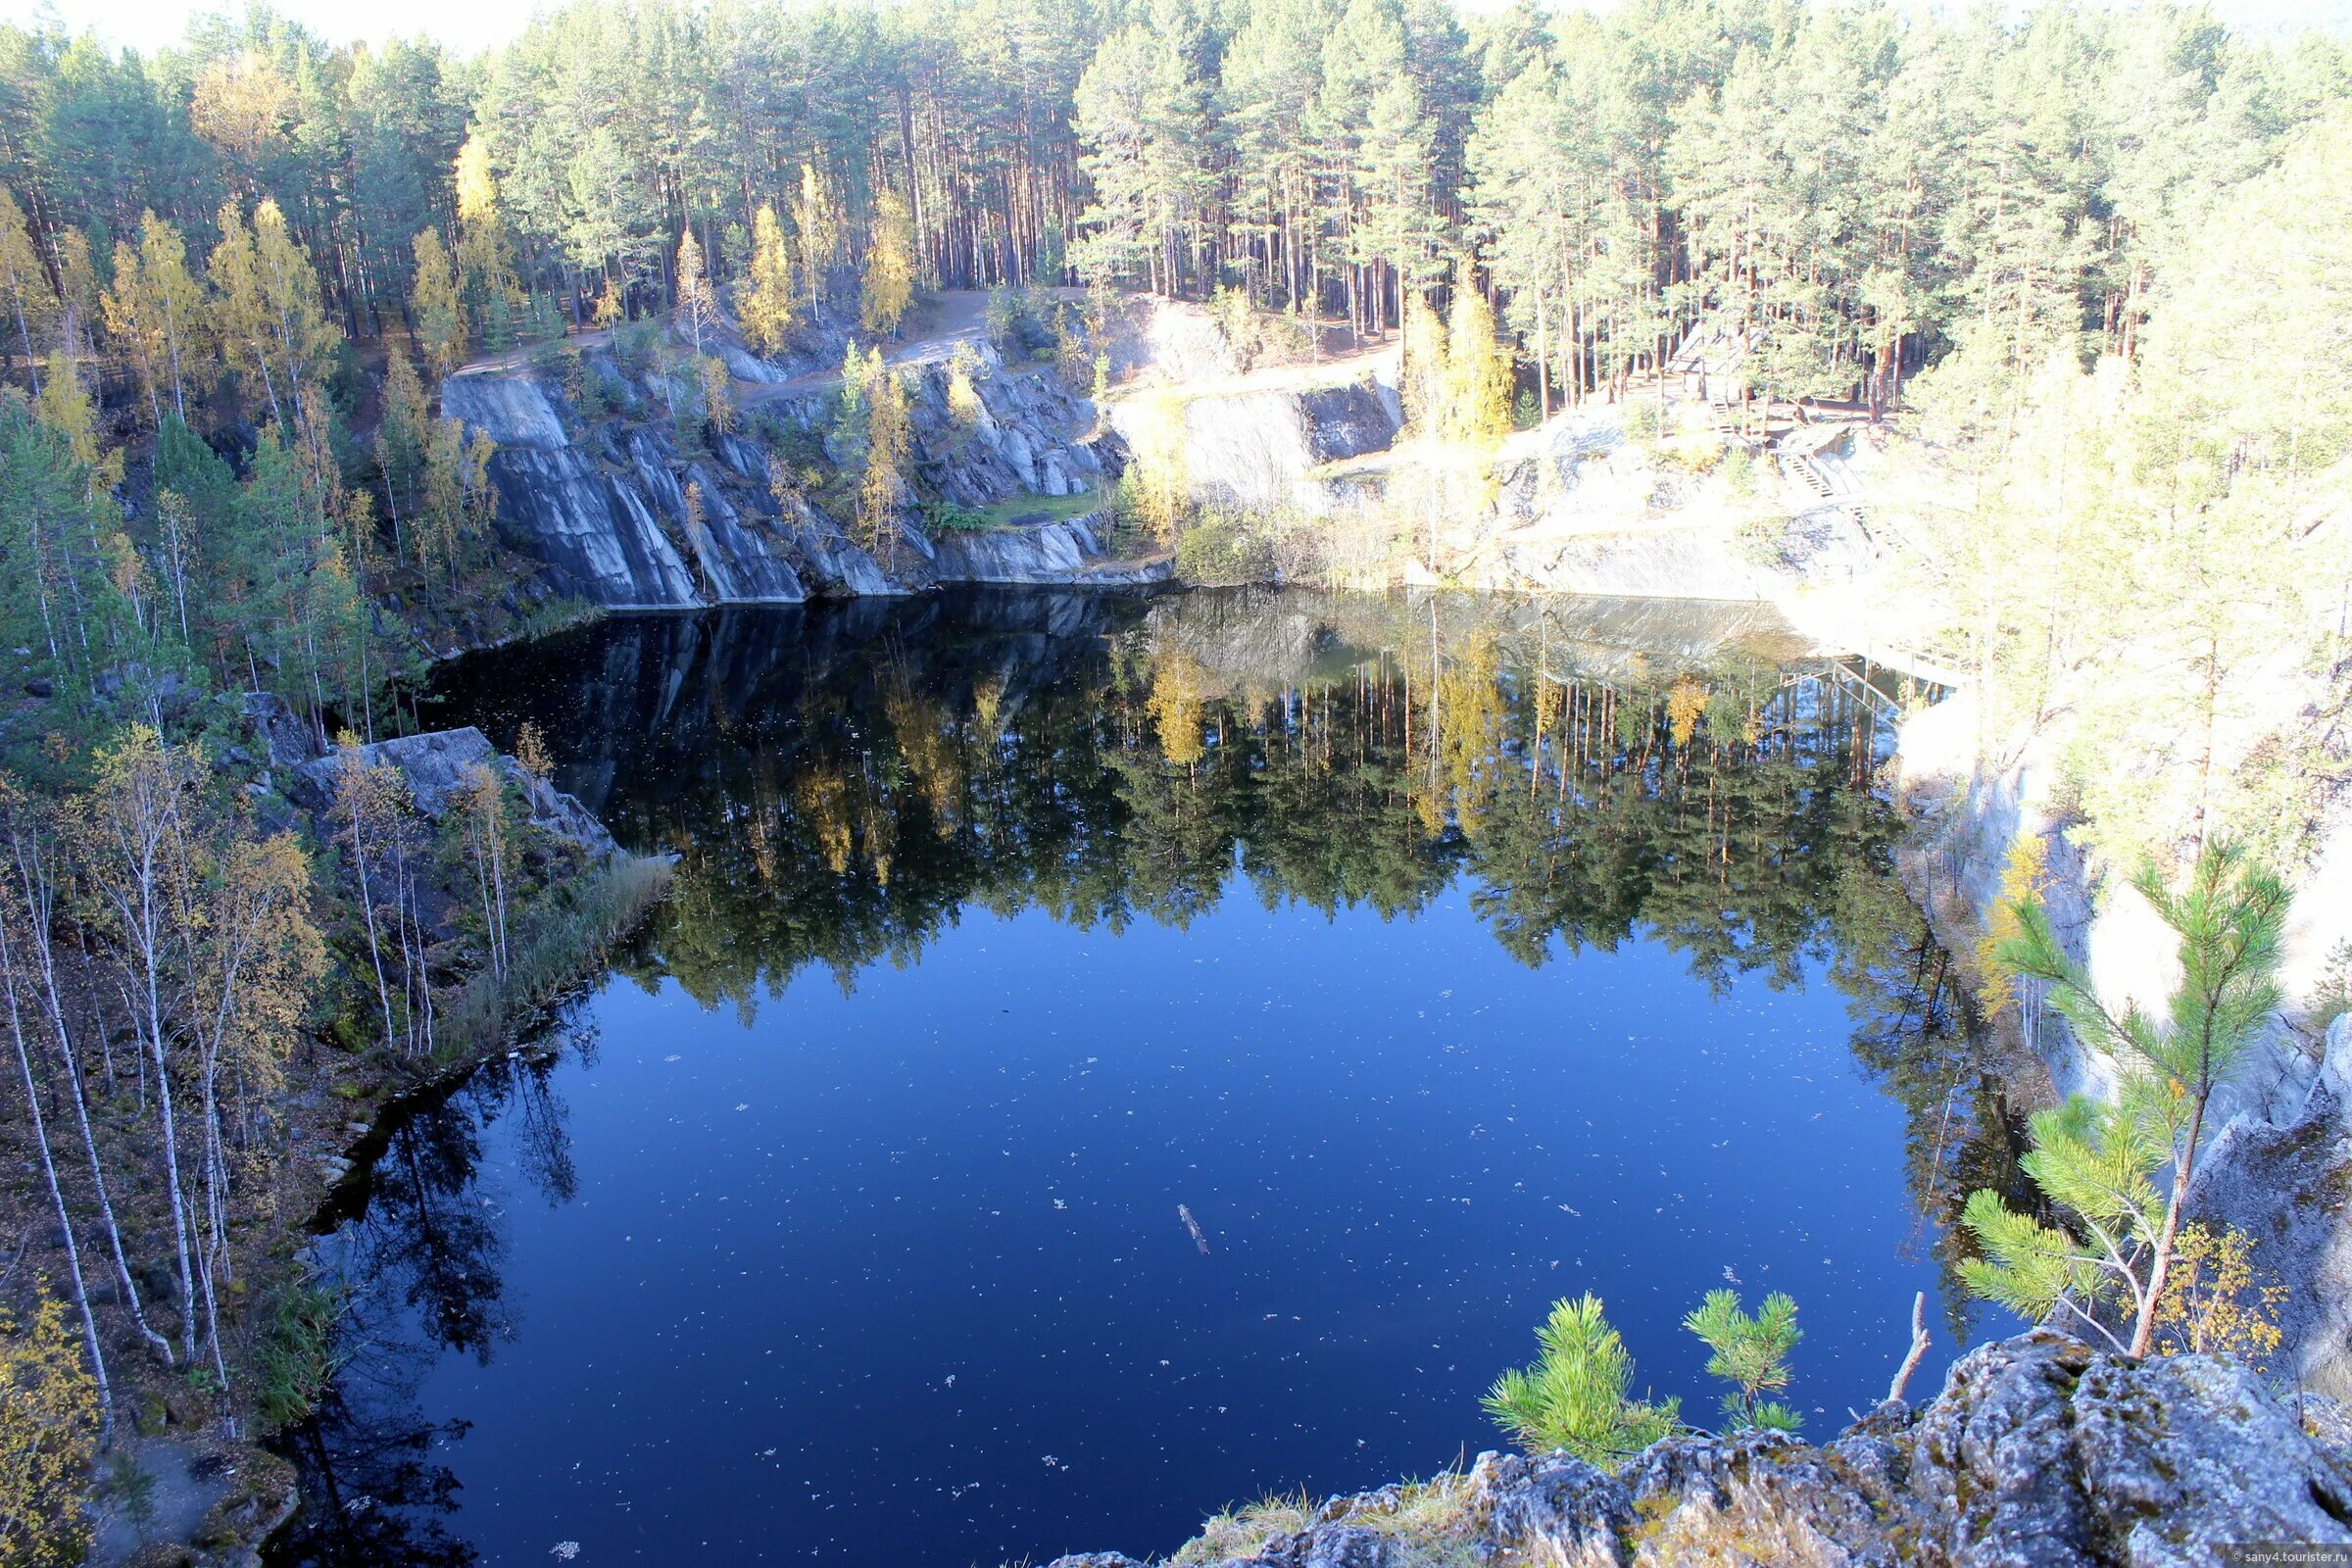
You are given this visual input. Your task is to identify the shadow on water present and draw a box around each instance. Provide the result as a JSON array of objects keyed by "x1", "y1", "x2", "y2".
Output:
[{"x1": 269, "y1": 587, "x2": 2020, "y2": 1567}]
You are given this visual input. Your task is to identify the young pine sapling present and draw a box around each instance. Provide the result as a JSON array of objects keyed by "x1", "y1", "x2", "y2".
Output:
[
  {"x1": 1964, "y1": 838, "x2": 2287, "y2": 1356},
  {"x1": 1683, "y1": 1289, "x2": 1802, "y2": 1433}
]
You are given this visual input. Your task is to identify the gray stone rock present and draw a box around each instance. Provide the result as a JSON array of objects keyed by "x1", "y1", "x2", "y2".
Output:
[
  {"x1": 444, "y1": 341, "x2": 1153, "y2": 604},
  {"x1": 1245, "y1": 1525, "x2": 1397, "y2": 1568},
  {"x1": 1112, "y1": 1334, "x2": 2352, "y2": 1568},
  {"x1": 288, "y1": 728, "x2": 619, "y2": 862},
  {"x1": 241, "y1": 691, "x2": 320, "y2": 770},
  {"x1": 926, "y1": 516, "x2": 1171, "y2": 587},
  {"x1": 2189, "y1": 1020, "x2": 2352, "y2": 1396}
]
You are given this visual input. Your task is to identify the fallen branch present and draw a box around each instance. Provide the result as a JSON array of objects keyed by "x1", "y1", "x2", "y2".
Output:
[{"x1": 1887, "y1": 1290, "x2": 1930, "y2": 1404}]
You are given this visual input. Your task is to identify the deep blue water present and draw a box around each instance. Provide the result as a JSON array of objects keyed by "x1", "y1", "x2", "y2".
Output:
[{"x1": 272, "y1": 589, "x2": 1999, "y2": 1567}]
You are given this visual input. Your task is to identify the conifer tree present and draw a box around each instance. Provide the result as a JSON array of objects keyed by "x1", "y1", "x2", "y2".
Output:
[
  {"x1": 1485, "y1": 1295, "x2": 1679, "y2": 1469},
  {"x1": 1966, "y1": 839, "x2": 2289, "y2": 1356},
  {"x1": 1683, "y1": 1291, "x2": 1802, "y2": 1433}
]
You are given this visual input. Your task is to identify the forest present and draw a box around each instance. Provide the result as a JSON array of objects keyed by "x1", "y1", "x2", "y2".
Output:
[
  {"x1": 0, "y1": 0, "x2": 2345, "y2": 1558},
  {"x1": 0, "y1": 0, "x2": 2338, "y2": 822},
  {"x1": 3, "y1": 0, "x2": 2343, "y2": 403}
]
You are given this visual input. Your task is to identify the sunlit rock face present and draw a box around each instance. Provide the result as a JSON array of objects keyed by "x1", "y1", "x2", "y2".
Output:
[{"x1": 442, "y1": 337, "x2": 1137, "y2": 609}]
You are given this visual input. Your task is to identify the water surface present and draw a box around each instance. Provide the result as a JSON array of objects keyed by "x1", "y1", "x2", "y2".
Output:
[{"x1": 271, "y1": 588, "x2": 2006, "y2": 1567}]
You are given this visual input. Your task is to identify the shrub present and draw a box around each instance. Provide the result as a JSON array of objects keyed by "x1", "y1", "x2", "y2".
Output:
[
  {"x1": 1176, "y1": 513, "x2": 1273, "y2": 586},
  {"x1": 1720, "y1": 446, "x2": 1755, "y2": 500},
  {"x1": 921, "y1": 498, "x2": 988, "y2": 533},
  {"x1": 253, "y1": 1278, "x2": 342, "y2": 1432}
]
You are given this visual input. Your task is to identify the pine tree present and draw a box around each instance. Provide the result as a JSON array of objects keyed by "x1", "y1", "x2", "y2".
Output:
[
  {"x1": 1683, "y1": 1291, "x2": 1802, "y2": 1433},
  {"x1": 1484, "y1": 1295, "x2": 1680, "y2": 1469},
  {"x1": 1967, "y1": 839, "x2": 2289, "y2": 1355}
]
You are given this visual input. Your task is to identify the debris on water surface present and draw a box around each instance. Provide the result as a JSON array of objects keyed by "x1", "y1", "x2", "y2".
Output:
[
  {"x1": 551, "y1": 1545, "x2": 580, "y2": 1562},
  {"x1": 1177, "y1": 1203, "x2": 1211, "y2": 1254}
]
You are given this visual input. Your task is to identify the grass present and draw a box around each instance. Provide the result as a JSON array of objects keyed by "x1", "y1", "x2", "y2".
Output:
[
  {"x1": 1163, "y1": 1470, "x2": 1479, "y2": 1568},
  {"x1": 511, "y1": 594, "x2": 606, "y2": 642},
  {"x1": 965, "y1": 490, "x2": 1107, "y2": 529},
  {"x1": 1169, "y1": 1491, "x2": 1317, "y2": 1566},
  {"x1": 251, "y1": 1276, "x2": 342, "y2": 1432},
  {"x1": 433, "y1": 853, "x2": 673, "y2": 1065}
]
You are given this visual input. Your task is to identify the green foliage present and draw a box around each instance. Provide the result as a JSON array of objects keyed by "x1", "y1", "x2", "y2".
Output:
[
  {"x1": 1483, "y1": 1295, "x2": 1680, "y2": 1469},
  {"x1": 1968, "y1": 838, "x2": 2291, "y2": 1354},
  {"x1": 1682, "y1": 1290, "x2": 1802, "y2": 1434},
  {"x1": 920, "y1": 498, "x2": 989, "y2": 533},
  {"x1": 1174, "y1": 512, "x2": 1272, "y2": 587},
  {"x1": 433, "y1": 854, "x2": 673, "y2": 1065},
  {"x1": 1719, "y1": 447, "x2": 1755, "y2": 501},
  {"x1": 252, "y1": 1278, "x2": 342, "y2": 1432}
]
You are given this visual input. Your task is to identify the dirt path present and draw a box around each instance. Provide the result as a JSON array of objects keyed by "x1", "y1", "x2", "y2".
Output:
[
  {"x1": 449, "y1": 326, "x2": 617, "y2": 380},
  {"x1": 745, "y1": 289, "x2": 998, "y2": 404}
]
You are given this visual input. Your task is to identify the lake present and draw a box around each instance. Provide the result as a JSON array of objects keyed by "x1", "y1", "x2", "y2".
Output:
[{"x1": 267, "y1": 587, "x2": 2009, "y2": 1567}]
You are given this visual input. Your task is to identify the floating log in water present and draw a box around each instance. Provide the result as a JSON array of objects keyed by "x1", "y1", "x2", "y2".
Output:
[{"x1": 1178, "y1": 1203, "x2": 1210, "y2": 1254}]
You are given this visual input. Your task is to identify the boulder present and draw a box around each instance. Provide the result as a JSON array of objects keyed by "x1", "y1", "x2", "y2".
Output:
[{"x1": 288, "y1": 728, "x2": 619, "y2": 861}]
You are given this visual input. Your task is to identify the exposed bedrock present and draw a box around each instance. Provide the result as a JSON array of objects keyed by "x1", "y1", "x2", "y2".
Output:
[
  {"x1": 441, "y1": 340, "x2": 1144, "y2": 609},
  {"x1": 1052, "y1": 1333, "x2": 2352, "y2": 1568}
]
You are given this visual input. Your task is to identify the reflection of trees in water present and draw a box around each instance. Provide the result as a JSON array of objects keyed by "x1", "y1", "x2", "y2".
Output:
[
  {"x1": 267, "y1": 1057, "x2": 579, "y2": 1567},
  {"x1": 295, "y1": 589, "x2": 2019, "y2": 1554}
]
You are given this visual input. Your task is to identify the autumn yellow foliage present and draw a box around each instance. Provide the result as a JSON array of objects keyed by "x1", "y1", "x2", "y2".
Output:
[
  {"x1": 1975, "y1": 832, "x2": 2050, "y2": 1017},
  {"x1": 2151, "y1": 1223, "x2": 2285, "y2": 1368},
  {"x1": 1666, "y1": 676, "x2": 1709, "y2": 748},
  {"x1": 0, "y1": 1296, "x2": 98, "y2": 1568}
]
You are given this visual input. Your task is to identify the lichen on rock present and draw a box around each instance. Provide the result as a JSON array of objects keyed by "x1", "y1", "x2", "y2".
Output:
[{"x1": 1052, "y1": 1333, "x2": 2352, "y2": 1568}]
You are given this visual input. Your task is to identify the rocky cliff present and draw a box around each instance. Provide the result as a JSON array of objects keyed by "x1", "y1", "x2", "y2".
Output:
[
  {"x1": 1446, "y1": 412, "x2": 1880, "y2": 603},
  {"x1": 1051, "y1": 1333, "x2": 2352, "y2": 1568},
  {"x1": 1895, "y1": 694, "x2": 2352, "y2": 1396},
  {"x1": 1110, "y1": 374, "x2": 1405, "y2": 515},
  {"x1": 441, "y1": 334, "x2": 1161, "y2": 610}
]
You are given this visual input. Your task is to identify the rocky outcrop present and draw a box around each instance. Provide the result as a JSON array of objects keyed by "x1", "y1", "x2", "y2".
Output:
[
  {"x1": 443, "y1": 336, "x2": 1150, "y2": 609},
  {"x1": 1894, "y1": 693, "x2": 2352, "y2": 1394},
  {"x1": 286, "y1": 728, "x2": 619, "y2": 861},
  {"x1": 1114, "y1": 376, "x2": 1402, "y2": 514},
  {"x1": 921, "y1": 514, "x2": 1170, "y2": 586},
  {"x1": 1056, "y1": 1334, "x2": 2352, "y2": 1568},
  {"x1": 443, "y1": 373, "x2": 710, "y2": 608},
  {"x1": 2193, "y1": 1015, "x2": 2352, "y2": 1398},
  {"x1": 1450, "y1": 412, "x2": 1880, "y2": 602}
]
